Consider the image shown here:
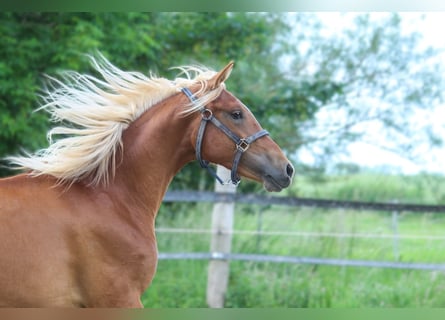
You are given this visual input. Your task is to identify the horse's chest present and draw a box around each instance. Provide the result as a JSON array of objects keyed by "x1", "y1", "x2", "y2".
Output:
[
  {"x1": 121, "y1": 245, "x2": 158, "y2": 285},
  {"x1": 71, "y1": 235, "x2": 157, "y2": 306}
]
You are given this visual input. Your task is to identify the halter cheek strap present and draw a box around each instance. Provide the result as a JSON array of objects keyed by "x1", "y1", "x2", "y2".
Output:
[{"x1": 182, "y1": 87, "x2": 269, "y2": 186}]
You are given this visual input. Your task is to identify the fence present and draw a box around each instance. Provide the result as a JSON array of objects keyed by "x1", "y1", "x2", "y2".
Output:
[
  {"x1": 158, "y1": 167, "x2": 445, "y2": 307},
  {"x1": 160, "y1": 190, "x2": 445, "y2": 271}
]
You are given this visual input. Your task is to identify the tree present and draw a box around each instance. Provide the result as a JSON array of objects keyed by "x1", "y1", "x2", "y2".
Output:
[{"x1": 284, "y1": 13, "x2": 445, "y2": 170}]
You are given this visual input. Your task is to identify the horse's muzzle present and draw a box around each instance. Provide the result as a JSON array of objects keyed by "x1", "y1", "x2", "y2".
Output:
[{"x1": 262, "y1": 162, "x2": 294, "y2": 192}]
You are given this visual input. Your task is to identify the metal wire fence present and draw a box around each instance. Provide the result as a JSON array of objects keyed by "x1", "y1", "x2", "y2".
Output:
[{"x1": 159, "y1": 190, "x2": 445, "y2": 271}]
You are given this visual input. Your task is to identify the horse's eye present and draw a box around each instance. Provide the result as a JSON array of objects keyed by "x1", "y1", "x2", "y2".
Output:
[{"x1": 231, "y1": 111, "x2": 243, "y2": 120}]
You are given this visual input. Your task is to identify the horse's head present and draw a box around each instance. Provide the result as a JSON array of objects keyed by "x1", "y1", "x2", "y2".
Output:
[{"x1": 186, "y1": 62, "x2": 294, "y2": 192}]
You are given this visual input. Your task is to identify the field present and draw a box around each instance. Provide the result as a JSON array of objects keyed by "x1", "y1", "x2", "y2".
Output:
[{"x1": 141, "y1": 173, "x2": 445, "y2": 307}]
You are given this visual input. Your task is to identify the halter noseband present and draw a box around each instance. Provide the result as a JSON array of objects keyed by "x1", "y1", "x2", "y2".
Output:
[{"x1": 182, "y1": 87, "x2": 269, "y2": 186}]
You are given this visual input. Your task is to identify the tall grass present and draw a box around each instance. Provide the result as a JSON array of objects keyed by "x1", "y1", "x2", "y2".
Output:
[
  {"x1": 290, "y1": 173, "x2": 445, "y2": 204},
  {"x1": 142, "y1": 173, "x2": 445, "y2": 307}
]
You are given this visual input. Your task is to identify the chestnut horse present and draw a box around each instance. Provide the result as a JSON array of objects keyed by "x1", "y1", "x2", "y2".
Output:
[{"x1": 0, "y1": 56, "x2": 294, "y2": 307}]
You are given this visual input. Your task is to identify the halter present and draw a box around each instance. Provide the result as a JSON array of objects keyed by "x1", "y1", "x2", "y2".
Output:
[{"x1": 182, "y1": 87, "x2": 269, "y2": 186}]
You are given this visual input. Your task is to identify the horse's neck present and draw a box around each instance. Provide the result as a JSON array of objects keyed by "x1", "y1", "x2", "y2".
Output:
[{"x1": 111, "y1": 97, "x2": 196, "y2": 217}]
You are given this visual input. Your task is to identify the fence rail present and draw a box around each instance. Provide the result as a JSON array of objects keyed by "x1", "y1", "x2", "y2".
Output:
[
  {"x1": 163, "y1": 190, "x2": 445, "y2": 213},
  {"x1": 158, "y1": 252, "x2": 445, "y2": 271},
  {"x1": 155, "y1": 227, "x2": 445, "y2": 240}
]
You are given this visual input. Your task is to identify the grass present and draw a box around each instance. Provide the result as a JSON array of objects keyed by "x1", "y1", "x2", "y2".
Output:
[{"x1": 141, "y1": 173, "x2": 445, "y2": 307}]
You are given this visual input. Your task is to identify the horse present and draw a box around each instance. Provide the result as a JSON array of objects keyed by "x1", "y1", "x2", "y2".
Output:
[{"x1": 0, "y1": 55, "x2": 294, "y2": 307}]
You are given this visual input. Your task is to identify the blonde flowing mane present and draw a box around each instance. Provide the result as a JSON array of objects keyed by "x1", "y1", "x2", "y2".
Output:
[{"x1": 7, "y1": 54, "x2": 225, "y2": 186}]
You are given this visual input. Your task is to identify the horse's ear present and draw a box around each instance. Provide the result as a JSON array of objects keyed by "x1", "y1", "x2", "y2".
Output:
[{"x1": 208, "y1": 61, "x2": 235, "y2": 90}]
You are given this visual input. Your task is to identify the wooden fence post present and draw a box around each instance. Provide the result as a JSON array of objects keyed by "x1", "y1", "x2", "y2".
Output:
[
  {"x1": 392, "y1": 200, "x2": 400, "y2": 261},
  {"x1": 206, "y1": 165, "x2": 236, "y2": 308}
]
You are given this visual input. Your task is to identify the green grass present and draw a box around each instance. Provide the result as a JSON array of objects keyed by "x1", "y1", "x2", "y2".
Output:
[{"x1": 141, "y1": 173, "x2": 445, "y2": 307}]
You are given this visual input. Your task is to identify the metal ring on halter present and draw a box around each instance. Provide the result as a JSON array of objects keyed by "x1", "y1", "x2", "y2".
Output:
[{"x1": 201, "y1": 109, "x2": 213, "y2": 120}]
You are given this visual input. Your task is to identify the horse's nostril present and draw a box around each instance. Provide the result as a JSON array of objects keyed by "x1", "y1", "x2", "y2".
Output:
[{"x1": 286, "y1": 163, "x2": 294, "y2": 177}]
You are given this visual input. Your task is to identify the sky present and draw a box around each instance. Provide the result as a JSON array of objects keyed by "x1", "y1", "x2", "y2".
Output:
[{"x1": 297, "y1": 13, "x2": 445, "y2": 175}]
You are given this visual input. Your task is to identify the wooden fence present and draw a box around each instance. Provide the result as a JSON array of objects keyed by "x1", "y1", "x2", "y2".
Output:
[{"x1": 159, "y1": 167, "x2": 445, "y2": 307}]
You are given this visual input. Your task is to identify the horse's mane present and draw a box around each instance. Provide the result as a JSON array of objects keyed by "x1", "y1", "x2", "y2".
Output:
[{"x1": 6, "y1": 54, "x2": 225, "y2": 186}]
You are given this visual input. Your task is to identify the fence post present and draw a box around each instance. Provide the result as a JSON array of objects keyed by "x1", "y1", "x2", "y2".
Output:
[
  {"x1": 392, "y1": 200, "x2": 400, "y2": 261},
  {"x1": 206, "y1": 165, "x2": 236, "y2": 308}
]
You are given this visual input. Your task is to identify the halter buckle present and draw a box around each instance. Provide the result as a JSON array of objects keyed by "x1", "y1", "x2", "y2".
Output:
[
  {"x1": 236, "y1": 139, "x2": 250, "y2": 152},
  {"x1": 222, "y1": 178, "x2": 241, "y2": 187}
]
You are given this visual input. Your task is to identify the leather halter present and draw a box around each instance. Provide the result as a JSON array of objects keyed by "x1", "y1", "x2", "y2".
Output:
[{"x1": 182, "y1": 87, "x2": 269, "y2": 186}]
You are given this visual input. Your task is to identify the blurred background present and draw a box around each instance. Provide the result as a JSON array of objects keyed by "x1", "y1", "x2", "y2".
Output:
[{"x1": 1, "y1": 12, "x2": 445, "y2": 307}]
